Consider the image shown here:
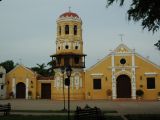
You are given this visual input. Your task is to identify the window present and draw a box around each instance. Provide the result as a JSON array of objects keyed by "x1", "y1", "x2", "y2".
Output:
[
  {"x1": 75, "y1": 46, "x2": 78, "y2": 50},
  {"x1": 57, "y1": 58, "x2": 61, "y2": 64},
  {"x1": 1, "y1": 85, "x2": 4, "y2": 90},
  {"x1": 147, "y1": 77, "x2": 155, "y2": 89},
  {"x1": 74, "y1": 57, "x2": 79, "y2": 64},
  {"x1": 59, "y1": 26, "x2": 61, "y2": 35},
  {"x1": 65, "y1": 25, "x2": 69, "y2": 34},
  {"x1": 74, "y1": 25, "x2": 77, "y2": 35},
  {"x1": 65, "y1": 45, "x2": 69, "y2": 49},
  {"x1": 0, "y1": 73, "x2": 2, "y2": 78},
  {"x1": 58, "y1": 47, "x2": 60, "y2": 50},
  {"x1": 93, "y1": 79, "x2": 101, "y2": 89}
]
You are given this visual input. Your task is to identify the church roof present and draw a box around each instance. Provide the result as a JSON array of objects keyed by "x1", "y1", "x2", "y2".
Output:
[{"x1": 59, "y1": 12, "x2": 79, "y2": 18}]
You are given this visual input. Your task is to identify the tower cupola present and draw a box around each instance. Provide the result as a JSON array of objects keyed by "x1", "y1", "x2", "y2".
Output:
[{"x1": 51, "y1": 11, "x2": 86, "y2": 68}]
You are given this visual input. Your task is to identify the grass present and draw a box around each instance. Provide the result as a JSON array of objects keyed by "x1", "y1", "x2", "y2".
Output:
[
  {"x1": 125, "y1": 114, "x2": 160, "y2": 120},
  {"x1": 0, "y1": 115, "x2": 123, "y2": 120},
  {"x1": 11, "y1": 110, "x2": 118, "y2": 113}
]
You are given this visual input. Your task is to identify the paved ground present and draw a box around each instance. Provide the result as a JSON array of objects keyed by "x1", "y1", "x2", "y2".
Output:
[{"x1": 0, "y1": 99, "x2": 160, "y2": 114}]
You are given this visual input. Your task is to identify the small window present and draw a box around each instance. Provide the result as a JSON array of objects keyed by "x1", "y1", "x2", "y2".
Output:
[
  {"x1": 120, "y1": 58, "x2": 126, "y2": 65},
  {"x1": 74, "y1": 25, "x2": 77, "y2": 35},
  {"x1": 0, "y1": 73, "x2": 2, "y2": 78},
  {"x1": 147, "y1": 77, "x2": 155, "y2": 89},
  {"x1": 65, "y1": 45, "x2": 69, "y2": 49},
  {"x1": 58, "y1": 47, "x2": 60, "y2": 50},
  {"x1": 1, "y1": 85, "x2": 4, "y2": 90},
  {"x1": 93, "y1": 79, "x2": 101, "y2": 89},
  {"x1": 74, "y1": 57, "x2": 79, "y2": 64},
  {"x1": 75, "y1": 46, "x2": 78, "y2": 50},
  {"x1": 57, "y1": 58, "x2": 61, "y2": 64},
  {"x1": 65, "y1": 25, "x2": 69, "y2": 34},
  {"x1": 59, "y1": 26, "x2": 61, "y2": 35}
]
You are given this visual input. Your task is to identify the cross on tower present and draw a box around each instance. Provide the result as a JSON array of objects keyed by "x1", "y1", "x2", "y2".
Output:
[{"x1": 69, "y1": 6, "x2": 71, "y2": 12}]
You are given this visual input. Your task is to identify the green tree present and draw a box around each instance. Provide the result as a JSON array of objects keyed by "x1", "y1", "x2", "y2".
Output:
[
  {"x1": 31, "y1": 63, "x2": 54, "y2": 77},
  {"x1": 31, "y1": 63, "x2": 47, "y2": 76},
  {"x1": 106, "y1": 0, "x2": 160, "y2": 32},
  {"x1": 154, "y1": 40, "x2": 160, "y2": 50},
  {"x1": 0, "y1": 60, "x2": 15, "y2": 73}
]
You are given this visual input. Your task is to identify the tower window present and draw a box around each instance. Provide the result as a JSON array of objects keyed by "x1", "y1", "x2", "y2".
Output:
[
  {"x1": 75, "y1": 46, "x2": 78, "y2": 50},
  {"x1": 1, "y1": 85, "x2": 4, "y2": 90},
  {"x1": 74, "y1": 25, "x2": 77, "y2": 35},
  {"x1": 93, "y1": 79, "x2": 101, "y2": 89},
  {"x1": 74, "y1": 57, "x2": 79, "y2": 64},
  {"x1": 0, "y1": 73, "x2": 2, "y2": 78},
  {"x1": 58, "y1": 47, "x2": 60, "y2": 50},
  {"x1": 147, "y1": 77, "x2": 155, "y2": 89},
  {"x1": 57, "y1": 58, "x2": 61, "y2": 64},
  {"x1": 65, "y1": 25, "x2": 69, "y2": 34},
  {"x1": 59, "y1": 26, "x2": 61, "y2": 35},
  {"x1": 65, "y1": 45, "x2": 69, "y2": 49}
]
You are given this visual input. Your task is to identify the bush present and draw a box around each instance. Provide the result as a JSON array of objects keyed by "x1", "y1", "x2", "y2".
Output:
[{"x1": 136, "y1": 89, "x2": 144, "y2": 97}]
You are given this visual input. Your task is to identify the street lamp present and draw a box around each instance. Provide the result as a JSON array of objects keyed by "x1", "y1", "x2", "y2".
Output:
[
  {"x1": 65, "y1": 65, "x2": 72, "y2": 120},
  {"x1": 60, "y1": 66, "x2": 66, "y2": 111}
]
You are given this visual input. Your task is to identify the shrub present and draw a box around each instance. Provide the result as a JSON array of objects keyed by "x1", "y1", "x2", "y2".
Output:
[{"x1": 136, "y1": 89, "x2": 144, "y2": 97}]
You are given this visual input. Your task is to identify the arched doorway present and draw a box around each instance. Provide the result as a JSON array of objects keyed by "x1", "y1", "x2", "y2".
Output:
[
  {"x1": 16, "y1": 82, "x2": 26, "y2": 99},
  {"x1": 116, "y1": 75, "x2": 131, "y2": 98}
]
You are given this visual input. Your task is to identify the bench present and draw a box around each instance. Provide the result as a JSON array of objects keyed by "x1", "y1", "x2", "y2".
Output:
[
  {"x1": 0, "y1": 103, "x2": 11, "y2": 116},
  {"x1": 74, "y1": 105, "x2": 105, "y2": 120}
]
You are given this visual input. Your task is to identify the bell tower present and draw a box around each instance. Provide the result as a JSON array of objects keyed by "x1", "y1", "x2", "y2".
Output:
[{"x1": 51, "y1": 10, "x2": 86, "y2": 100}]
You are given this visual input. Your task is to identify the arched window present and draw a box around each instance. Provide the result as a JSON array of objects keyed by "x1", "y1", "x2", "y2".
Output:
[
  {"x1": 59, "y1": 26, "x2": 61, "y2": 35},
  {"x1": 65, "y1": 25, "x2": 69, "y2": 34},
  {"x1": 74, "y1": 25, "x2": 77, "y2": 35}
]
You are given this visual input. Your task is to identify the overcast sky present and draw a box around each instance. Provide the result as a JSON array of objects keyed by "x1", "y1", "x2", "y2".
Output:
[{"x1": 0, "y1": 0, "x2": 160, "y2": 68}]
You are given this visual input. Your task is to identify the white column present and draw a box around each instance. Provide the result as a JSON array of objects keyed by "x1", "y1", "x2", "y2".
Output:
[
  {"x1": 12, "y1": 78, "x2": 16, "y2": 98},
  {"x1": 131, "y1": 51, "x2": 136, "y2": 99},
  {"x1": 25, "y1": 78, "x2": 29, "y2": 99},
  {"x1": 111, "y1": 52, "x2": 117, "y2": 99}
]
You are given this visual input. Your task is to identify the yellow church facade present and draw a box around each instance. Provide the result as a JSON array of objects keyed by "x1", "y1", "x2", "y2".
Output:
[
  {"x1": 4, "y1": 11, "x2": 160, "y2": 101},
  {"x1": 85, "y1": 44, "x2": 160, "y2": 100}
]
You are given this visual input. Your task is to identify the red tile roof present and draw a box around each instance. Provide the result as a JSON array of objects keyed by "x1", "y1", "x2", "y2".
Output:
[{"x1": 59, "y1": 12, "x2": 79, "y2": 18}]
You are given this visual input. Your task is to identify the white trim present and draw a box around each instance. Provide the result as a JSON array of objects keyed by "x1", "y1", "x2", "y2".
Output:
[
  {"x1": 144, "y1": 72, "x2": 158, "y2": 76},
  {"x1": 12, "y1": 78, "x2": 16, "y2": 98},
  {"x1": 90, "y1": 73, "x2": 104, "y2": 78},
  {"x1": 25, "y1": 78, "x2": 29, "y2": 99}
]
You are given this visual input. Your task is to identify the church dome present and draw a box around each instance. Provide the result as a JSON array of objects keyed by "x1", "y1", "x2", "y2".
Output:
[{"x1": 59, "y1": 11, "x2": 79, "y2": 18}]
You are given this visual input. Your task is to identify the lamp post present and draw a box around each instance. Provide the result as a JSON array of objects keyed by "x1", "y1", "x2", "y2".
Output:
[
  {"x1": 65, "y1": 65, "x2": 72, "y2": 120},
  {"x1": 61, "y1": 66, "x2": 66, "y2": 111}
]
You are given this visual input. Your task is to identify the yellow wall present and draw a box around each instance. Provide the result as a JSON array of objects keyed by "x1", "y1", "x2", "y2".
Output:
[
  {"x1": 85, "y1": 45, "x2": 160, "y2": 100},
  {"x1": 6, "y1": 65, "x2": 37, "y2": 99}
]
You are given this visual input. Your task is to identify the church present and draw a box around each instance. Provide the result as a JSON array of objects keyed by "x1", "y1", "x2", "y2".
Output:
[{"x1": 4, "y1": 11, "x2": 160, "y2": 100}]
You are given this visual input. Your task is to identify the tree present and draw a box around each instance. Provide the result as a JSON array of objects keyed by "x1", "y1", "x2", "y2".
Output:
[
  {"x1": 31, "y1": 63, "x2": 54, "y2": 77},
  {"x1": 106, "y1": 0, "x2": 160, "y2": 33},
  {"x1": 0, "y1": 60, "x2": 15, "y2": 73},
  {"x1": 31, "y1": 63, "x2": 47, "y2": 76},
  {"x1": 154, "y1": 40, "x2": 160, "y2": 50}
]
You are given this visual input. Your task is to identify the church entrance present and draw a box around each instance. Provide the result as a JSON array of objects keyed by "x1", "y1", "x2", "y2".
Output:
[
  {"x1": 16, "y1": 82, "x2": 26, "y2": 99},
  {"x1": 116, "y1": 75, "x2": 131, "y2": 98},
  {"x1": 41, "y1": 83, "x2": 51, "y2": 99}
]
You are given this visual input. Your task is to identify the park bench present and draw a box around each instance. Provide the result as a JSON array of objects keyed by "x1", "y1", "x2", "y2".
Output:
[
  {"x1": 74, "y1": 105, "x2": 105, "y2": 120},
  {"x1": 0, "y1": 103, "x2": 11, "y2": 116}
]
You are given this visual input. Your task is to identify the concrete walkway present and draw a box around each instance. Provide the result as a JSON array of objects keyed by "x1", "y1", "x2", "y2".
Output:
[{"x1": 0, "y1": 99, "x2": 160, "y2": 114}]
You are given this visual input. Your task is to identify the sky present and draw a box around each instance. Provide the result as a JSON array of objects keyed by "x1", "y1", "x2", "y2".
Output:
[{"x1": 0, "y1": 0, "x2": 160, "y2": 68}]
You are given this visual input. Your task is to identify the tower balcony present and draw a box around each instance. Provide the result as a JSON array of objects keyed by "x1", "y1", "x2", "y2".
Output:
[{"x1": 50, "y1": 53, "x2": 86, "y2": 69}]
